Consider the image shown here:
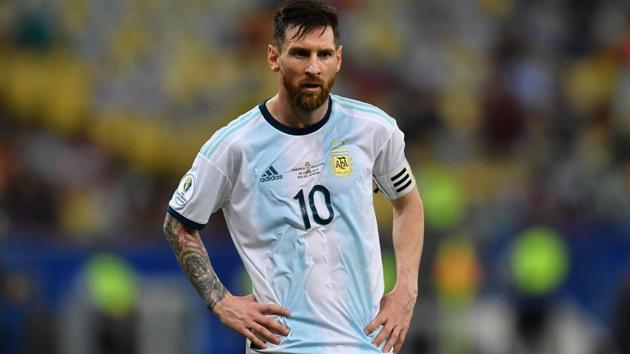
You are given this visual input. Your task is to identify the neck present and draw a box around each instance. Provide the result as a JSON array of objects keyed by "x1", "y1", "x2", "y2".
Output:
[{"x1": 266, "y1": 91, "x2": 329, "y2": 128}]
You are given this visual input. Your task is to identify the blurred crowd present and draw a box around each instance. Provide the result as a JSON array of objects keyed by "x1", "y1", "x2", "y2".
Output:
[{"x1": 1, "y1": 0, "x2": 630, "y2": 353}]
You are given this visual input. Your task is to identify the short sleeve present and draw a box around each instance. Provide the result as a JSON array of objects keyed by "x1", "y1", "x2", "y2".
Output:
[
  {"x1": 372, "y1": 126, "x2": 416, "y2": 200},
  {"x1": 167, "y1": 153, "x2": 232, "y2": 230}
]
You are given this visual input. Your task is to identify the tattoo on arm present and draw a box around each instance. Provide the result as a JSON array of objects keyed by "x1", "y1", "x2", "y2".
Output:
[{"x1": 163, "y1": 213, "x2": 227, "y2": 309}]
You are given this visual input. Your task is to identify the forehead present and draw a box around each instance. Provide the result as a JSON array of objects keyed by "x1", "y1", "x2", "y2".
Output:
[{"x1": 282, "y1": 25, "x2": 336, "y2": 50}]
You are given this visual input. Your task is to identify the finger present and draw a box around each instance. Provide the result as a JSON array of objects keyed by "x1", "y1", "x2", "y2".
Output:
[
  {"x1": 256, "y1": 315, "x2": 290, "y2": 336},
  {"x1": 261, "y1": 303, "x2": 290, "y2": 316},
  {"x1": 250, "y1": 322, "x2": 281, "y2": 345},
  {"x1": 364, "y1": 314, "x2": 384, "y2": 335},
  {"x1": 372, "y1": 323, "x2": 392, "y2": 348},
  {"x1": 394, "y1": 326, "x2": 409, "y2": 354},
  {"x1": 241, "y1": 327, "x2": 266, "y2": 349},
  {"x1": 383, "y1": 326, "x2": 400, "y2": 353}
]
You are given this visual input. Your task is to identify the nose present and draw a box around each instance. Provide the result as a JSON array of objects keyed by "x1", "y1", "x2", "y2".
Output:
[{"x1": 305, "y1": 56, "x2": 321, "y2": 76}]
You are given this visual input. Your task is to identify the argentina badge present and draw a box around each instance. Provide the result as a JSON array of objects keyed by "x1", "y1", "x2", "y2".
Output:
[{"x1": 330, "y1": 148, "x2": 352, "y2": 177}]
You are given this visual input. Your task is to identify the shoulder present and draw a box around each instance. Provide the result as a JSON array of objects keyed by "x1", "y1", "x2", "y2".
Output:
[
  {"x1": 198, "y1": 105, "x2": 263, "y2": 161},
  {"x1": 331, "y1": 94, "x2": 397, "y2": 130}
]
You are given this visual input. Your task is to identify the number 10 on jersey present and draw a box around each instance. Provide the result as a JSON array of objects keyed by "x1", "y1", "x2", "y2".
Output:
[{"x1": 293, "y1": 185, "x2": 334, "y2": 230}]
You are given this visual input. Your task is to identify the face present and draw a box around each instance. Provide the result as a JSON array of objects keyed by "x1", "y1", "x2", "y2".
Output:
[{"x1": 268, "y1": 25, "x2": 342, "y2": 111}]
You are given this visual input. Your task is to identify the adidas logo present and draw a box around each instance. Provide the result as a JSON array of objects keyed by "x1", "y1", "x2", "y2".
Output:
[{"x1": 260, "y1": 166, "x2": 284, "y2": 183}]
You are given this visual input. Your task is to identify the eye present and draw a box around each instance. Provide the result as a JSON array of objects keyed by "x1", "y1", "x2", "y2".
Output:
[
  {"x1": 319, "y1": 50, "x2": 334, "y2": 58},
  {"x1": 290, "y1": 49, "x2": 310, "y2": 58}
]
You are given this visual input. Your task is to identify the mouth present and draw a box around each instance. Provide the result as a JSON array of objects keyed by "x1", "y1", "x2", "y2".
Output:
[
  {"x1": 301, "y1": 79, "x2": 323, "y2": 87},
  {"x1": 301, "y1": 82, "x2": 323, "y2": 92}
]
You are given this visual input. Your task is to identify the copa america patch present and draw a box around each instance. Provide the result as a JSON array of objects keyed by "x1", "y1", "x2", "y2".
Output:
[{"x1": 174, "y1": 173, "x2": 195, "y2": 206}]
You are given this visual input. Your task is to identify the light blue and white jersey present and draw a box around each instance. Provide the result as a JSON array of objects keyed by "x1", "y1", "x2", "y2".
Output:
[{"x1": 168, "y1": 94, "x2": 416, "y2": 354}]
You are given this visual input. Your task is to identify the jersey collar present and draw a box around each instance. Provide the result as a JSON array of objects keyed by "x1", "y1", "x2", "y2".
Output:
[{"x1": 258, "y1": 96, "x2": 332, "y2": 136}]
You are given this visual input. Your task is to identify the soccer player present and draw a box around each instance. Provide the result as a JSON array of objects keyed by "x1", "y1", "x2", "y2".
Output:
[{"x1": 163, "y1": 1, "x2": 424, "y2": 353}]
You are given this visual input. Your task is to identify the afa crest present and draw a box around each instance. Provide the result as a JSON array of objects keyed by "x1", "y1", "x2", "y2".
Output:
[{"x1": 331, "y1": 149, "x2": 353, "y2": 177}]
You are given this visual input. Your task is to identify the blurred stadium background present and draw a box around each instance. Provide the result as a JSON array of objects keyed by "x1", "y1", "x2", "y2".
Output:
[{"x1": 1, "y1": 0, "x2": 630, "y2": 353}]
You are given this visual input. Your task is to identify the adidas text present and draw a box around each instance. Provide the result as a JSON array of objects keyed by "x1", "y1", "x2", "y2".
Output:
[{"x1": 260, "y1": 175, "x2": 283, "y2": 182}]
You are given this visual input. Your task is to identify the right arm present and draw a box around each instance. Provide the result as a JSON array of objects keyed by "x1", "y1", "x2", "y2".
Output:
[
  {"x1": 162, "y1": 213, "x2": 290, "y2": 349},
  {"x1": 163, "y1": 212, "x2": 227, "y2": 309}
]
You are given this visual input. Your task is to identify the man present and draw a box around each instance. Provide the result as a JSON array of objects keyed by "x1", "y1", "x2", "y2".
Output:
[{"x1": 163, "y1": 1, "x2": 424, "y2": 353}]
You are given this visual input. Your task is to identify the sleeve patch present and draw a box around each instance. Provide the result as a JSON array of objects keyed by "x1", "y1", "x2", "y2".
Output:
[{"x1": 173, "y1": 174, "x2": 195, "y2": 207}]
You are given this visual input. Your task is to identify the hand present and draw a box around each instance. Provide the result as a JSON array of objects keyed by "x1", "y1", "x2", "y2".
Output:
[
  {"x1": 212, "y1": 293, "x2": 290, "y2": 349},
  {"x1": 364, "y1": 287, "x2": 417, "y2": 354}
]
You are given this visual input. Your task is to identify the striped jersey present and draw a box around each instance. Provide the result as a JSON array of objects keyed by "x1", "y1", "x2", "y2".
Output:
[{"x1": 167, "y1": 94, "x2": 416, "y2": 353}]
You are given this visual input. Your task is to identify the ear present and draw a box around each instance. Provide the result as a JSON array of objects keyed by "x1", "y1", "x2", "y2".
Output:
[
  {"x1": 335, "y1": 45, "x2": 343, "y2": 73},
  {"x1": 267, "y1": 44, "x2": 280, "y2": 72}
]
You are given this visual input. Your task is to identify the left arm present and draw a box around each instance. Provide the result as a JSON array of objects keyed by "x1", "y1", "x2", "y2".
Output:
[{"x1": 365, "y1": 186, "x2": 424, "y2": 354}]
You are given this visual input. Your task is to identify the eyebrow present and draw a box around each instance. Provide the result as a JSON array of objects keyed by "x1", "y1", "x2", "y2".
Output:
[{"x1": 287, "y1": 47, "x2": 335, "y2": 55}]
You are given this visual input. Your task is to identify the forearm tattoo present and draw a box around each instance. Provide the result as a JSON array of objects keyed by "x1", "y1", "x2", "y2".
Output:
[{"x1": 163, "y1": 213, "x2": 227, "y2": 309}]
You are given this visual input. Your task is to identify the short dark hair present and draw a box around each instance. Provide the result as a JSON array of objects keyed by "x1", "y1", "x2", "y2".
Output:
[{"x1": 272, "y1": 0, "x2": 340, "y2": 50}]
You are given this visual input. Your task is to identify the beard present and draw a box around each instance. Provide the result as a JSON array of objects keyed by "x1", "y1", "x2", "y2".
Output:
[{"x1": 283, "y1": 74, "x2": 336, "y2": 111}]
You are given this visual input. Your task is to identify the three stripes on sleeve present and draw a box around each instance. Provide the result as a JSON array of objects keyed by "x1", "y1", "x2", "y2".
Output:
[{"x1": 373, "y1": 159, "x2": 416, "y2": 200}]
